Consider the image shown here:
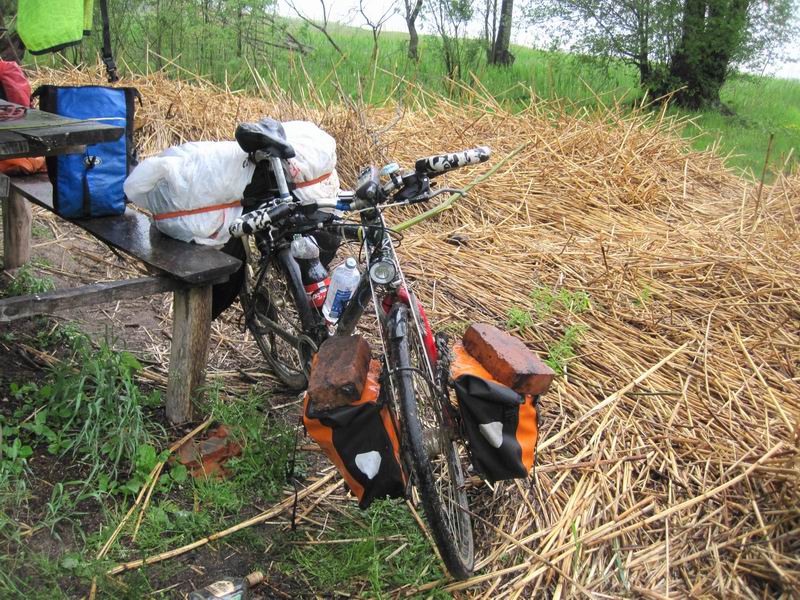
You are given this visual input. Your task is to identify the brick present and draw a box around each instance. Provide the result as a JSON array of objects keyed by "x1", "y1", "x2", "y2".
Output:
[
  {"x1": 308, "y1": 335, "x2": 372, "y2": 411},
  {"x1": 462, "y1": 323, "x2": 555, "y2": 395}
]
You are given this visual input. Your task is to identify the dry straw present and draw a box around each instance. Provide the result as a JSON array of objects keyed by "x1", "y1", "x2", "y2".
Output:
[{"x1": 31, "y1": 62, "x2": 798, "y2": 597}]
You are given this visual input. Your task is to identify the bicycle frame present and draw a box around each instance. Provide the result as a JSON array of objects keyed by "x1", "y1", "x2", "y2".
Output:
[{"x1": 262, "y1": 203, "x2": 436, "y2": 380}]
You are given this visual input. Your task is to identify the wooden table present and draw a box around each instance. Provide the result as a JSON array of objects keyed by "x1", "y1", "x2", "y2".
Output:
[
  {"x1": 0, "y1": 101, "x2": 241, "y2": 424},
  {"x1": 0, "y1": 99, "x2": 124, "y2": 160}
]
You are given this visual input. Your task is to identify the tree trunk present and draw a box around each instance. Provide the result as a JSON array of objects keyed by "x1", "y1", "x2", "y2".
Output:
[
  {"x1": 668, "y1": 0, "x2": 749, "y2": 108},
  {"x1": 405, "y1": 0, "x2": 423, "y2": 61},
  {"x1": 489, "y1": 0, "x2": 514, "y2": 66}
]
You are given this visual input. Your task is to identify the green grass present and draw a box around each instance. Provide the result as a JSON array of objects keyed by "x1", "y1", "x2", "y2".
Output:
[
  {"x1": 41, "y1": 16, "x2": 798, "y2": 178},
  {"x1": 1, "y1": 264, "x2": 55, "y2": 297},
  {"x1": 287, "y1": 499, "x2": 447, "y2": 597}
]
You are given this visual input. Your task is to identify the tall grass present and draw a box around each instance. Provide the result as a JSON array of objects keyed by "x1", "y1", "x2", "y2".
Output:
[{"x1": 31, "y1": 19, "x2": 799, "y2": 176}]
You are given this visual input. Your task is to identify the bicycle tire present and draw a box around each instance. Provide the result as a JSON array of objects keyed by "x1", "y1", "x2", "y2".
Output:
[
  {"x1": 388, "y1": 302, "x2": 474, "y2": 579},
  {"x1": 240, "y1": 252, "x2": 309, "y2": 390}
]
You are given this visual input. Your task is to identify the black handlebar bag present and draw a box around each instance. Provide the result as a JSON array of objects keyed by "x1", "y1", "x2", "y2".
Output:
[{"x1": 33, "y1": 85, "x2": 139, "y2": 218}]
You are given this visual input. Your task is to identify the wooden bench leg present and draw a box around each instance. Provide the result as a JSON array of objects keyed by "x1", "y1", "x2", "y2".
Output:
[
  {"x1": 166, "y1": 285, "x2": 212, "y2": 424},
  {"x1": 2, "y1": 185, "x2": 32, "y2": 270}
]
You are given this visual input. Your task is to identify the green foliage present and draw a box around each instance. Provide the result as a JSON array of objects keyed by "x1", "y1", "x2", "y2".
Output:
[
  {"x1": 632, "y1": 282, "x2": 653, "y2": 308},
  {"x1": 546, "y1": 324, "x2": 589, "y2": 375},
  {"x1": 288, "y1": 499, "x2": 446, "y2": 597},
  {"x1": 2, "y1": 264, "x2": 54, "y2": 297},
  {"x1": 506, "y1": 306, "x2": 535, "y2": 332},
  {"x1": 9, "y1": 332, "x2": 160, "y2": 481},
  {"x1": 31, "y1": 224, "x2": 53, "y2": 239},
  {"x1": 208, "y1": 389, "x2": 296, "y2": 499},
  {"x1": 530, "y1": 286, "x2": 591, "y2": 318}
]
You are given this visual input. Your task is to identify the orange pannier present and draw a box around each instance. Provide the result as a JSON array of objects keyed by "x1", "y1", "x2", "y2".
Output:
[
  {"x1": 303, "y1": 360, "x2": 406, "y2": 508},
  {"x1": 451, "y1": 343, "x2": 543, "y2": 482}
]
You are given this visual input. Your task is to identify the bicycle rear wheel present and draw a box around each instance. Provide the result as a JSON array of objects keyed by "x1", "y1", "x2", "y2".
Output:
[
  {"x1": 387, "y1": 302, "x2": 474, "y2": 579},
  {"x1": 240, "y1": 253, "x2": 310, "y2": 390}
]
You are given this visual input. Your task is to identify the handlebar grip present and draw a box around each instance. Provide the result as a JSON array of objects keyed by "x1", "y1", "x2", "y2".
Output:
[
  {"x1": 415, "y1": 146, "x2": 491, "y2": 175},
  {"x1": 229, "y1": 202, "x2": 293, "y2": 238}
]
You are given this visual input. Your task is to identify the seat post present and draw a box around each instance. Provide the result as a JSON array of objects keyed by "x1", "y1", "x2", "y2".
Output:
[{"x1": 270, "y1": 156, "x2": 292, "y2": 202}]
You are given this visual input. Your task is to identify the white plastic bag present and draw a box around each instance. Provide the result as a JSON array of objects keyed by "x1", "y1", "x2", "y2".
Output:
[
  {"x1": 123, "y1": 141, "x2": 254, "y2": 246},
  {"x1": 282, "y1": 121, "x2": 340, "y2": 211}
]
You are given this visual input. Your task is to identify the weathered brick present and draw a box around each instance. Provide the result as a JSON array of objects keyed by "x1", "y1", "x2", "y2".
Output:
[
  {"x1": 308, "y1": 335, "x2": 372, "y2": 411},
  {"x1": 462, "y1": 323, "x2": 555, "y2": 395}
]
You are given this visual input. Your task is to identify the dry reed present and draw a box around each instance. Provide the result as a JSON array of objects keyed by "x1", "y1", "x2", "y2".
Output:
[{"x1": 30, "y1": 63, "x2": 799, "y2": 598}]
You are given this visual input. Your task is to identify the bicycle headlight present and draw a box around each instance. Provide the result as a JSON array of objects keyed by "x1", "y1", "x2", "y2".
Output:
[{"x1": 369, "y1": 260, "x2": 397, "y2": 285}]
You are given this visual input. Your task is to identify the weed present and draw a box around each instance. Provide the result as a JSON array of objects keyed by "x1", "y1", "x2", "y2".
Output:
[
  {"x1": 288, "y1": 499, "x2": 445, "y2": 596},
  {"x1": 632, "y1": 283, "x2": 653, "y2": 308},
  {"x1": 546, "y1": 324, "x2": 589, "y2": 375},
  {"x1": 3, "y1": 264, "x2": 54, "y2": 297},
  {"x1": 208, "y1": 388, "x2": 295, "y2": 501},
  {"x1": 506, "y1": 306, "x2": 534, "y2": 332},
  {"x1": 531, "y1": 286, "x2": 591, "y2": 318},
  {"x1": 32, "y1": 256, "x2": 53, "y2": 268},
  {"x1": 11, "y1": 334, "x2": 161, "y2": 481},
  {"x1": 31, "y1": 224, "x2": 53, "y2": 239}
]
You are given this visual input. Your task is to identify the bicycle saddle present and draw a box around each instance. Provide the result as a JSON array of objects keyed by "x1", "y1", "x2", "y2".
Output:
[{"x1": 235, "y1": 118, "x2": 296, "y2": 159}]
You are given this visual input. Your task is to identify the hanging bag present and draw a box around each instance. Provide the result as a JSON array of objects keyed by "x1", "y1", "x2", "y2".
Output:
[
  {"x1": 303, "y1": 360, "x2": 407, "y2": 509},
  {"x1": 33, "y1": 85, "x2": 139, "y2": 218},
  {"x1": 450, "y1": 341, "x2": 548, "y2": 483}
]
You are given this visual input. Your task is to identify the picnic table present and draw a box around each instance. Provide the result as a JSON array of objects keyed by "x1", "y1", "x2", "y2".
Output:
[{"x1": 0, "y1": 99, "x2": 241, "y2": 424}]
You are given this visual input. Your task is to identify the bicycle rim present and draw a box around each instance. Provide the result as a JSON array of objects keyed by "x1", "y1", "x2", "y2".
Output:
[
  {"x1": 389, "y1": 303, "x2": 474, "y2": 579},
  {"x1": 240, "y1": 256, "x2": 308, "y2": 390}
]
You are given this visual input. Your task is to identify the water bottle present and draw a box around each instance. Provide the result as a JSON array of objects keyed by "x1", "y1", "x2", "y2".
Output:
[
  {"x1": 322, "y1": 257, "x2": 360, "y2": 322},
  {"x1": 291, "y1": 235, "x2": 330, "y2": 309},
  {"x1": 189, "y1": 571, "x2": 264, "y2": 599}
]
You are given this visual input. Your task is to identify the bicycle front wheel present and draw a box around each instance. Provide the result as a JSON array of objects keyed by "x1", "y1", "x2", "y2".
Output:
[{"x1": 388, "y1": 302, "x2": 474, "y2": 579}]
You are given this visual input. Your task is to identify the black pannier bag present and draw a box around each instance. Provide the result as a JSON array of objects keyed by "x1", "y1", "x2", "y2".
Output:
[
  {"x1": 303, "y1": 360, "x2": 406, "y2": 509},
  {"x1": 450, "y1": 343, "x2": 544, "y2": 483}
]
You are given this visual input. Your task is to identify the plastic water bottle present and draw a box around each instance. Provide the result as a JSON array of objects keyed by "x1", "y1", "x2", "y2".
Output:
[
  {"x1": 291, "y1": 235, "x2": 330, "y2": 309},
  {"x1": 322, "y1": 257, "x2": 360, "y2": 322}
]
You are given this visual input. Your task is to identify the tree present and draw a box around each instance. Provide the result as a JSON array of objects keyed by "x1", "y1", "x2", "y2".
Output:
[
  {"x1": 429, "y1": 0, "x2": 477, "y2": 80},
  {"x1": 403, "y1": 0, "x2": 424, "y2": 61},
  {"x1": 356, "y1": 0, "x2": 398, "y2": 62},
  {"x1": 285, "y1": 0, "x2": 344, "y2": 56},
  {"x1": 536, "y1": 0, "x2": 799, "y2": 107},
  {"x1": 488, "y1": 0, "x2": 515, "y2": 65}
]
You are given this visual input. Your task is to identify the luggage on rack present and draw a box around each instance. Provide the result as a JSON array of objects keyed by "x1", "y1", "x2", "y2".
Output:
[
  {"x1": 304, "y1": 359, "x2": 406, "y2": 509},
  {"x1": 450, "y1": 324, "x2": 554, "y2": 483},
  {"x1": 35, "y1": 85, "x2": 139, "y2": 218},
  {"x1": 124, "y1": 141, "x2": 252, "y2": 246}
]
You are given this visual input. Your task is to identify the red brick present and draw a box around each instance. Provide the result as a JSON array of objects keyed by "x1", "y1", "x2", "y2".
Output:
[
  {"x1": 462, "y1": 323, "x2": 555, "y2": 395},
  {"x1": 308, "y1": 335, "x2": 372, "y2": 411}
]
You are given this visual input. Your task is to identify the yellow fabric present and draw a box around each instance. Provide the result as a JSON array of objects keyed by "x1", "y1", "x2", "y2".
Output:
[
  {"x1": 84, "y1": 0, "x2": 95, "y2": 33},
  {"x1": 17, "y1": 0, "x2": 86, "y2": 54}
]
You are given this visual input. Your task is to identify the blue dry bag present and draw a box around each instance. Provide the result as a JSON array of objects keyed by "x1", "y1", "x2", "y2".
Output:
[{"x1": 34, "y1": 85, "x2": 139, "y2": 218}]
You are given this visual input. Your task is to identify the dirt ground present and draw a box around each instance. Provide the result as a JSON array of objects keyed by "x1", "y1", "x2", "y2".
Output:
[{"x1": 1, "y1": 205, "x2": 316, "y2": 598}]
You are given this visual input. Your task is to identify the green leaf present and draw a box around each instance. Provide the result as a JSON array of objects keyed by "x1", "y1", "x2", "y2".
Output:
[
  {"x1": 170, "y1": 464, "x2": 188, "y2": 484},
  {"x1": 18, "y1": 445, "x2": 33, "y2": 459},
  {"x1": 119, "y1": 351, "x2": 143, "y2": 372}
]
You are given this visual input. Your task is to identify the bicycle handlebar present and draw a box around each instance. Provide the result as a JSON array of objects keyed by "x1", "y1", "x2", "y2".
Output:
[
  {"x1": 229, "y1": 201, "x2": 293, "y2": 238},
  {"x1": 415, "y1": 146, "x2": 490, "y2": 176},
  {"x1": 229, "y1": 145, "x2": 491, "y2": 238}
]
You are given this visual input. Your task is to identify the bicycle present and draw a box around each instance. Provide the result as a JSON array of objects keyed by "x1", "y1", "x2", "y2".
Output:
[{"x1": 229, "y1": 118, "x2": 491, "y2": 579}]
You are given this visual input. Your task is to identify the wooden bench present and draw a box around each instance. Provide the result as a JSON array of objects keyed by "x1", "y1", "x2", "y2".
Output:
[{"x1": 1, "y1": 174, "x2": 242, "y2": 424}]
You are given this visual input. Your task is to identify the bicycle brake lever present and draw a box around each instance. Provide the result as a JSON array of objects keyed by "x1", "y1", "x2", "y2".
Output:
[{"x1": 411, "y1": 187, "x2": 467, "y2": 204}]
